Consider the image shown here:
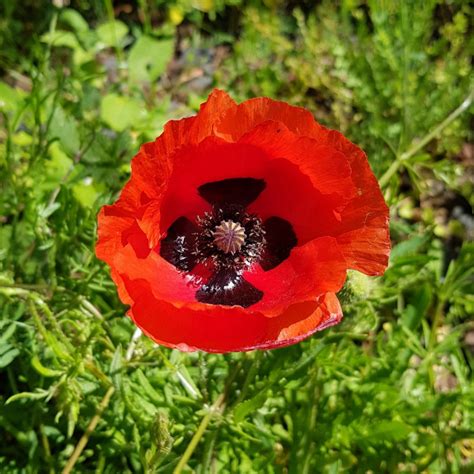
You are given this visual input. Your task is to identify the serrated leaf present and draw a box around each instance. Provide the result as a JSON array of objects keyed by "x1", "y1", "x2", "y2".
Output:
[
  {"x1": 234, "y1": 390, "x2": 268, "y2": 423},
  {"x1": 49, "y1": 106, "x2": 80, "y2": 156}
]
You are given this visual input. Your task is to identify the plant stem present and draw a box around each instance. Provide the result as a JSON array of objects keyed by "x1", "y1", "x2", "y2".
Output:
[
  {"x1": 104, "y1": 0, "x2": 124, "y2": 63},
  {"x1": 427, "y1": 299, "x2": 445, "y2": 391},
  {"x1": 173, "y1": 394, "x2": 225, "y2": 474},
  {"x1": 61, "y1": 386, "x2": 115, "y2": 474},
  {"x1": 173, "y1": 363, "x2": 241, "y2": 474},
  {"x1": 61, "y1": 330, "x2": 142, "y2": 473},
  {"x1": 379, "y1": 89, "x2": 473, "y2": 189}
]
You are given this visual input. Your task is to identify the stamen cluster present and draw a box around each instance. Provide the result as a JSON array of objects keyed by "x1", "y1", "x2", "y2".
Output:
[{"x1": 194, "y1": 205, "x2": 266, "y2": 272}]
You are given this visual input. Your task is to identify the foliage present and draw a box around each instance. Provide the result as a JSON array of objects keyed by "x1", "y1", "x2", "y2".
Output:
[{"x1": 0, "y1": 0, "x2": 473, "y2": 472}]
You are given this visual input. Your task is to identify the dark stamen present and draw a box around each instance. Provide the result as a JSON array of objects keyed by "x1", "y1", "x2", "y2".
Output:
[{"x1": 159, "y1": 217, "x2": 198, "y2": 271}]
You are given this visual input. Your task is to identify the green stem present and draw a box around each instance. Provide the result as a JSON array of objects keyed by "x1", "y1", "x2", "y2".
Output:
[
  {"x1": 173, "y1": 394, "x2": 224, "y2": 474},
  {"x1": 173, "y1": 363, "x2": 241, "y2": 473},
  {"x1": 138, "y1": 0, "x2": 152, "y2": 34},
  {"x1": 104, "y1": 0, "x2": 123, "y2": 63},
  {"x1": 61, "y1": 330, "x2": 141, "y2": 473},
  {"x1": 61, "y1": 385, "x2": 115, "y2": 474},
  {"x1": 379, "y1": 89, "x2": 473, "y2": 188},
  {"x1": 427, "y1": 299, "x2": 445, "y2": 391}
]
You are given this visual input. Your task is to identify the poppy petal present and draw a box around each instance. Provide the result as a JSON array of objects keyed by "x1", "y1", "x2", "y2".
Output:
[
  {"x1": 246, "y1": 236, "x2": 347, "y2": 316},
  {"x1": 318, "y1": 130, "x2": 390, "y2": 275},
  {"x1": 158, "y1": 138, "x2": 269, "y2": 234},
  {"x1": 124, "y1": 89, "x2": 238, "y2": 204},
  {"x1": 215, "y1": 97, "x2": 326, "y2": 142},
  {"x1": 239, "y1": 122, "x2": 355, "y2": 244},
  {"x1": 114, "y1": 245, "x2": 201, "y2": 305},
  {"x1": 123, "y1": 274, "x2": 342, "y2": 352},
  {"x1": 238, "y1": 120, "x2": 389, "y2": 275}
]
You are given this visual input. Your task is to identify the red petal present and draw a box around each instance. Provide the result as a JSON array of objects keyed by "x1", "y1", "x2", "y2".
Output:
[
  {"x1": 239, "y1": 121, "x2": 356, "y2": 244},
  {"x1": 130, "y1": 89, "x2": 237, "y2": 202},
  {"x1": 215, "y1": 97, "x2": 326, "y2": 142},
  {"x1": 160, "y1": 129, "x2": 355, "y2": 245},
  {"x1": 113, "y1": 245, "x2": 202, "y2": 306},
  {"x1": 215, "y1": 95, "x2": 390, "y2": 275},
  {"x1": 123, "y1": 275, "x2": 342, "y2": 352},
  {"x1": 96, "y1": 208, "x2": 136, "y2": 266},
  {"x1": 246, "y1": 236, "x2": 347, "y2": 316},
  {"x1": 158, "y1": 137, "x2": 269, "y2": 233},
  {"x1": 318, "y1": 130, "x2": 390, "y2": 275}
]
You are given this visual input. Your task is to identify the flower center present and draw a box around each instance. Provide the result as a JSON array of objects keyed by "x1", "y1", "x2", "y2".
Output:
[
  {"x1": 194, "y1": 206, "x2": 266, "y2": 272},
  {"x1": 213, "y1": 220, "x2": 246, "y2": 254}
]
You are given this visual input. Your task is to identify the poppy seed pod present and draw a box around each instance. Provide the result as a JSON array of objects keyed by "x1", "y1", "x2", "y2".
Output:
[{"x1": 96, "y1": 89, "x2": 390, "y2": 352}]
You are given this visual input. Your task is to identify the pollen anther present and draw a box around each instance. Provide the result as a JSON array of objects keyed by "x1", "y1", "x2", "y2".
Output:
[{"x1": 213, "y1": 220, "x2": 246, "y2": 254}]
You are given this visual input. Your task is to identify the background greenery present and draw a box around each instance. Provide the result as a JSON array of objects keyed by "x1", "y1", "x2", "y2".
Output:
[{"x1": 0, "y1": 0, "x2": 473, "y2": 472}]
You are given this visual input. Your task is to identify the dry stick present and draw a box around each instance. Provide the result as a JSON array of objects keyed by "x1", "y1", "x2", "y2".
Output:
[
  {"x1": 61, "y1": 329, "x2": 142, "y2": 474},
  {"x1": 379, "y1": 89, "x2": 473, "y2": 189}
]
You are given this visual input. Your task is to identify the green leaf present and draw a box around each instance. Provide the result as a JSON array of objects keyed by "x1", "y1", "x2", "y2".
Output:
[
  {"x1": 31, "y1": 356, "x2": 63, "y2": 378},
  {"x1": 135, "y1": 369, "x2": 162, "y2": 404},
  {"x1": 96, "y1": 20, "x2": 128, "y2": 47},
  {"x1": 100, "y1": 93, "x2": 146, "y2": 132},
  {"x1": 6, "y1": 389, "x2": 50, "y2": 404},
  {"x1": 234, "y1": 390, "x2": 268, "y2": 423},
  {"x1": 45, "y1": 141, "x2": 73, "y2": 181},
  {"x1": 72, "y1": 179, "x2": 101, "y2": 208},
  {"x1": 40, "y1": 30, "x2": 81, "y2": 49},
  {"x1": 0, "y1": 321, "x2": 16, "y2": 344},
  {"x1": 0, "y1": 83, "x2": 22, "y2": 112},
  {"x1": 0, "y1": 344, "x2": 19, "y2": 368},
  {"x1": 364, "y1": 420, "x2": 412, "y2": 442},
  {"x1": 60, "y1": 8, "x2": 89, "y2": 33},
  {"x1": 390, "y1": 235, "x2": 429, "y2": 262},
  {"x1": 49, "y1": 106, "x2": 80, "y2": 156},
  {"x1": 110, "y1": 345, "x2": 123, "y2": 390},
  {"x1": 128, "y1": 36, "x2": 174, "y2": 82}
]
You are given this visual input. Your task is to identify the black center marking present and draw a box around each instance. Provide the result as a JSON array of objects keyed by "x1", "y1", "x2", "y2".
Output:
[
  {"x1": 198, "y1": 177, "x2": 266, "y2": 208},
  {"x1": 159, "y1": 177, "x2": 298, "y2": 308}
]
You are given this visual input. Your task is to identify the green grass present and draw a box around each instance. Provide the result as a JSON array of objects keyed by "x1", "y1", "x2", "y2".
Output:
[{"x1": 0, "y1": 1, "x2": 473, "y2": 472}]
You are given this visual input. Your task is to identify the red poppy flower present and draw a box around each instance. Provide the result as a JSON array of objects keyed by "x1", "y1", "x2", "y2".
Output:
[{"x1": 96, "y1": 89, "x2": 390, "y2": 353}]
